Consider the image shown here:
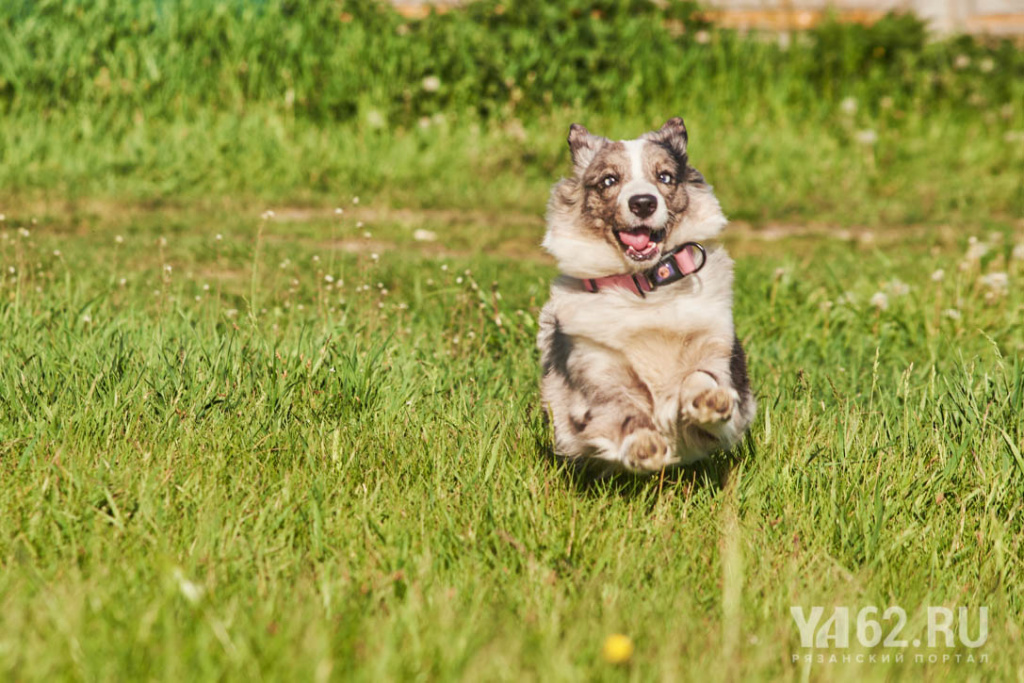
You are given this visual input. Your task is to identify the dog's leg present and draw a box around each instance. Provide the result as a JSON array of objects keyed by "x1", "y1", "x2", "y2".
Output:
[
  {"x1": 676, "y1": 337, "x2": 755, "y2": 461},
  {"x1": 539, "y1": 310, "x2": 668, "y2": 471}
]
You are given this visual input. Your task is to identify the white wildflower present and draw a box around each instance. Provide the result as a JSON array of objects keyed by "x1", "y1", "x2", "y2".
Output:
[
  {"x1": 979, "y1": 57, "x2": 994, "y2": 73},
  {"x1": 840, "y1": 97, "x2": 857, "y2": 115},
  {"x1": 965, "y1": 237, "x2": 988, "y2": 262},
  {"x1": 979, "y1": 272, "x2": 1009, "y2": 296},
  {"x1": 413, "y1": 229, "x2": 437, "y2": 242},
  {"x1": 115, "y1": 235, "x2": 124, "y2": 244},
  {"x1": 954, "y1": 54, "x2": 970, "y2": 70},
  {"x1": 1012, "y1": 244, "x2": 1024, "y2": 261},
  {"x1": 421, "y1": 76, "x2": 441, "y2": 92},
  {"x1": 855, "y1": 129, "x2": 878, "y2": 146},
  {"x1": 366, "y1": 109, "x2": 385, "y2": 129},
  {"x1": 942, "y1": 308, "x2": 962, "y2": 320},
  {"x1": 931, "y1": 269, "x2": 945, "y2": 282},
  {"x1": 173, "y1": 568, "x2": 203, "y2": 605},
  {"x1": 870, "y1": 292, "x2": 889, "y2": 310},
  {"x1": 887, "y1": 278, "x2": 910, "y2": 296},
  {"x1": 694, "y1": 30, "x2": 710, "y2": 44}
]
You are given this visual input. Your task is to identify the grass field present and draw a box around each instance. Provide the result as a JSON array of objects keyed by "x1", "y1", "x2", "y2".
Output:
[
  {"x1": 2, "y1": 0, "x2": 1024, "y2": 680},
  {"x1": 0, "y1": 199, "x2": 1022, "y2": 680}
]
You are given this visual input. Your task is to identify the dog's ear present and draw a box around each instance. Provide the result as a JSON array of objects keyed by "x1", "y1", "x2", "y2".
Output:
[
  {"x1": 647, "y1": 117, "x2": 689, "y2": 160},
  {"x1": 567, "y1": 123, "x2": 605, "y2": 170}
]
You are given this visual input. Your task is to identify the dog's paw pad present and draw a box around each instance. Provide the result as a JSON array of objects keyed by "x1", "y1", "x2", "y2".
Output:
[
  {"x1": 622, "y1": 429, "x2": 671, "y2": 471},
  {"x1": 684, "y1": 387, "x2": 736, "y2": 425}
]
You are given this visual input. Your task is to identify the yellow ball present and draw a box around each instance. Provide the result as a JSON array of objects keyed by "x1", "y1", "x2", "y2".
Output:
[{"x1": 602, "y1": 634, "x2": 634, "y2": 664}]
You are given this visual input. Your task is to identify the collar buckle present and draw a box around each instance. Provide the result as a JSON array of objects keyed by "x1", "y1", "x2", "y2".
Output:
[{"x1": 646, "y1": 242, "x2": 707, "y2": 288}]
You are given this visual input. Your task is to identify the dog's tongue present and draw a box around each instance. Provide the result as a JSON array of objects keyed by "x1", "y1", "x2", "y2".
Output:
[{"x1": 619, "y1": 229, "x2": 651, "y2": 251}]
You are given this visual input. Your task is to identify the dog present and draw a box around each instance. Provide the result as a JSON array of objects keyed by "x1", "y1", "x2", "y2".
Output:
[{"x1": 537, "y1": 117, "x2": 754, "y2": 473}]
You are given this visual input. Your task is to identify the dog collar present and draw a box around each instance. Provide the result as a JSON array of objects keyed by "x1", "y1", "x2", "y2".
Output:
[{"x1": 579, "y1": 242, "x2": 707, "y2": 298}]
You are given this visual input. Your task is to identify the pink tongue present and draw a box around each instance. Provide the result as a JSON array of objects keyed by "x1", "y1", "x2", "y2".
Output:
[{"x1": 619, "y1": 230, "x2": 651, "y2": 250}]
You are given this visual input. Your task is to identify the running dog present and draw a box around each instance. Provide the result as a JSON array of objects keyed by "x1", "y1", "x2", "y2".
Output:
[{"x1": 537, "y1": 117, "x2": 754, "y2": 472}]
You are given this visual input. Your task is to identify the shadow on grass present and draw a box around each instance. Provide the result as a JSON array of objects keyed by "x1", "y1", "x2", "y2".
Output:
[{"x1": 539, "y1": 431, "x2": 757, "y2": 500}]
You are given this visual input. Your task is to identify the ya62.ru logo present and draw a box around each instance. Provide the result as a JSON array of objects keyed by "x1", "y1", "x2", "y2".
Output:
[{"x1": 791, "y1": 606, "x2": 988, "y2": 649}]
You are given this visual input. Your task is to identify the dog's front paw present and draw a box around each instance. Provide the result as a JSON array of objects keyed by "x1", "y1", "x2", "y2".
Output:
[
  {"x1": 682, "y1": 387, "x2": 737, "y2": 425},
  {"x1": 621, "y1": 428, "x2": 671, "y2": 471}
]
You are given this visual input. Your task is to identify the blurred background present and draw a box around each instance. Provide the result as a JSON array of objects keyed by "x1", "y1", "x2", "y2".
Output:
[
  {"x1": 394, "y1": 0, "x2": 1024, "y2": 34},
  {"x1": 0, "y1": 0, "x2": 1021, "y2": 227}
]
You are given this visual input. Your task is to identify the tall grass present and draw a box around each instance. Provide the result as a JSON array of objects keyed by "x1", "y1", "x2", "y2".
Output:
[
  {"x1": 2, "y1": 1, "x2": 1021, "y2": 123},
  {"x1": 0, "y1": 0, "x2": 1022, "y2": 224}
]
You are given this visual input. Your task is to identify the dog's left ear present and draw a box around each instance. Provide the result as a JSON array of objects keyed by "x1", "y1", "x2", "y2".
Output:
[{"x1": 647, "y1": 117, "x2": 688, "y2": 160}]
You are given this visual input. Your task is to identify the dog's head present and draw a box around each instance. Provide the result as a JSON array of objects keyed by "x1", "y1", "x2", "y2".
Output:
[{"x1": 543, "y1": 118, "x2": 727, "y2": 278}]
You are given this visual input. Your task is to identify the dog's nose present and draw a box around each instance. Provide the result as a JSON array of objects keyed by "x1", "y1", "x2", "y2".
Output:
[{"x1": 628, "y1": 194, "x2": 657, "y2": 219}]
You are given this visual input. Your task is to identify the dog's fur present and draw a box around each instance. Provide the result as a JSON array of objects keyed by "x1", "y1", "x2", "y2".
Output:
[{"x1": 537, "y1": 118, "x2": 755, "y2": 472}]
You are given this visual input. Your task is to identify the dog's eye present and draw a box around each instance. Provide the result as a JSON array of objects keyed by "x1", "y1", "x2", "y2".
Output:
[
  {"x1": 600, "y1": 175, "x2": 618, "y2": 188},
  {"x1": 657, "y1": 172, "x2": 674, "y2": 184}
]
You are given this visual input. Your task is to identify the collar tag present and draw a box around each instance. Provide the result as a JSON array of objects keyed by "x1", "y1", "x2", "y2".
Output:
[{"x1": 649, "y1": 242, "x2": 706, "y2": 287}]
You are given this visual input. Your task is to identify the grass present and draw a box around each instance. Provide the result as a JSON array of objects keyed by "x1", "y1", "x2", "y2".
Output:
[
  {"x1": 0, "y1": 0, "x2": 1022, "y2": 224},
  {"x1": 2, "y1": 0, "x2": 1024, "y2": 679},
  {"x1": 0, "y1": 201, "x2": 1022, "y2": 680}
]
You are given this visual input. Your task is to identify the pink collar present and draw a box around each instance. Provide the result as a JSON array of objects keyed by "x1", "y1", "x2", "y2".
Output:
[{"x1": 579, "y1": 242, "x2": 707, "y2": 297}]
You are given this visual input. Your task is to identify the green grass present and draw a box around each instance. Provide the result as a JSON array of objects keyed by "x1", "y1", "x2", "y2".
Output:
[
  {"x1": 1, "y1": 0, "x2": 1022, "y2": 224},
  {"x1": 2, "y1": 1, "x2": 1024, "y2": 678},
  {"x1": 1, "y1": 202, "x2": 1022, "y2": 680}
]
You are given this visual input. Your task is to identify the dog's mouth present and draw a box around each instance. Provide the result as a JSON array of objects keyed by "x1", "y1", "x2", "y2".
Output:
[{"x1": 615, "y1": 227, "x2": 666, "y2": 261}]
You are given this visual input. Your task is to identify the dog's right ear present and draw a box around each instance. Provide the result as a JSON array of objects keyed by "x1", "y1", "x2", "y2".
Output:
[{"x1": 568, "y1": 123, "x2": 605, "y2": 170}]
